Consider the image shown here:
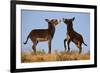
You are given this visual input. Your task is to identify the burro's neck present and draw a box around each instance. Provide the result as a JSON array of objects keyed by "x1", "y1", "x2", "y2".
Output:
[
  {"x1": 67, "y1": 23, "x2": 74, "y2": 33},
  {"x1": 48, "y1": 23, "x2": 55, "y2": 38}
]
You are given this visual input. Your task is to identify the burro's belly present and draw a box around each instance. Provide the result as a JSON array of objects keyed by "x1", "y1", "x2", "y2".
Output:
[{"x1": 36, "y1": 37, "x2": 48, "y2": 41}]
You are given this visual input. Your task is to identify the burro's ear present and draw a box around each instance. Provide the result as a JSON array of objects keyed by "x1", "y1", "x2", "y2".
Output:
[
  {"x1": 45, "y1": 19, "x2": 49, "y2": 22},
  {"x1": 72, "y1": 17, "x2": 75, "y2": 21}
]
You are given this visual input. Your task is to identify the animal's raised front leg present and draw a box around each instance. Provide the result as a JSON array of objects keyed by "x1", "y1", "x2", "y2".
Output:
[
  {"x1": 64, "y1": 38, "x2": 67, "y2": 51},
  {"x1": 67, "y1": 40, "x2": 71, "y2": 52},
  {"x1": 48, "y1": 40, "x2": 51, "y2": 54}
]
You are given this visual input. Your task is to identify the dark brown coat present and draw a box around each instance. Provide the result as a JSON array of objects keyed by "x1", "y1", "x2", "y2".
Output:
[
  {"x1": 63, "y1": 17, "x2": 87, "y2": 53},
  {"x1": 24, "y1": 19, "x2": 61, "y2": 54}
]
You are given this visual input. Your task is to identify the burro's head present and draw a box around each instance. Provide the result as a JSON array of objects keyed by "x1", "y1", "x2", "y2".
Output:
[
  {"x1": 63, "y1": 17, "x2": 75, "y2": 25},
  {"x1": 45, "y1": 19, "x2": 61, "y2": 26}
]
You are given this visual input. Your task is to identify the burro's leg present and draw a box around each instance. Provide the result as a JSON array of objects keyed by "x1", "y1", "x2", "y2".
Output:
[
  {"x1": 67, "y1": 39, "x2": 71, "y2": 52},
  {"x1": 48, "y1": 40, "x2": 51, "y2": 54},
  {"x1": 64, "y1": 38, "x2": 67, "y2": 51},
  {"x1": 77, "y1": 41, "x2": 82, "y2": 54},
  {"x1": 32, "y1": 41, "x2": 38, "y2": 53}
]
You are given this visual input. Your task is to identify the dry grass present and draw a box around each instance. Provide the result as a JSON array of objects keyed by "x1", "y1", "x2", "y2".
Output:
[{"x1": 21, "y1": 50, "x2": 90, "y2": 63}]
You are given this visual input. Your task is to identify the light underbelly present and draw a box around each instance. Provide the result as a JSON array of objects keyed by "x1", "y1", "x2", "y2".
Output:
[{"x1": 36, "y1": 37, "x2": 48, "y2": 41}]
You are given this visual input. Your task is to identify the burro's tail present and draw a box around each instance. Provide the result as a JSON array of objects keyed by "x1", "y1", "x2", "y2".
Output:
[
  {"x1": 24, "y1": 35, "x2": 29, "y2": 45},
  {"x1": 83, "y1": 41, "x2": 87, "y2": 46}
]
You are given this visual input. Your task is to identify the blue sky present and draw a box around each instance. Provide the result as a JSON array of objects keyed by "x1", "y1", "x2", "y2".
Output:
[{"x1": 21, "y1": 10, "x2": 90, "y2": 53}]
